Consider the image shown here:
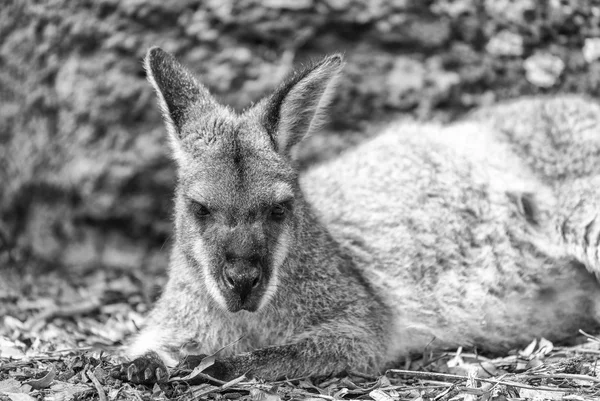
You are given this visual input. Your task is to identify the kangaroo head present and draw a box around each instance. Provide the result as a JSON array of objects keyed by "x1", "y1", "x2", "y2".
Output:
[{"x1": 145, "y1": 48, "x2": 343, "y2": 313}]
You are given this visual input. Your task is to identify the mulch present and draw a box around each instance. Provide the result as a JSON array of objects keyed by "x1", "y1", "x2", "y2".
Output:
[{"x1": 2, "y1": 264, "x2": 600, "y2": 401}]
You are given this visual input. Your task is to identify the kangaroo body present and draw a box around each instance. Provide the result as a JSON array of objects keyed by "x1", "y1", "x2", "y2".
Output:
[
  {"x1": 304, "y1": 113, "x2": 600, "y2": 358},
  {"x1": 120, "y1": 49, "x2": 600, "y2": 383}
]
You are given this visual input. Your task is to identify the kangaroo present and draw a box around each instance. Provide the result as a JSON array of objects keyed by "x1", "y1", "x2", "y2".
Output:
[{"x1": 115, "y1": 48, "x2": 600, "y2": 384}]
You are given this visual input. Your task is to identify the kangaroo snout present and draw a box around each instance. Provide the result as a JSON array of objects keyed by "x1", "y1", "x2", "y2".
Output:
[
  {"x1": 219, "y1": 229, "x2": 266, "y2": 310},
  {"x1": 222, "y1": 261, "x2": 262, "y2": 304}
]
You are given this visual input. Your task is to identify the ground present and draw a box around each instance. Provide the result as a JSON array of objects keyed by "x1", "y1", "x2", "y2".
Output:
[{"x1": 2, "y1": 265, "x2": 600, "y2": 400}]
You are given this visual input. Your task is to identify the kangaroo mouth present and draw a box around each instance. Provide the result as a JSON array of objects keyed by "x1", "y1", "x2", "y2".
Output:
[
  {"x1": 222, "y1": 291, "x2": 262, "y2": 313},
  {"x1": 228, "y1": 301, "x2": 259, "y2": 313}
]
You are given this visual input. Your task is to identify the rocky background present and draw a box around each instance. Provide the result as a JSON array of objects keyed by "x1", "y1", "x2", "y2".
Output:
[{"x1": 3, "y1": 0, "x2": 600, "y2": 276}]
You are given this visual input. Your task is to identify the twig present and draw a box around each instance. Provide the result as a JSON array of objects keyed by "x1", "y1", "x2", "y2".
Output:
[
  {"x1": 347, "y1": 370, "x2": 379, "y2": 381},
  {"x1": 191, "y1": 384, "x2": 220, "y2": 400},
  {"x1": 221, "y1": 374, "x2": 247, "y2": 389},
  {"x1": 443, "y1": 351, "x2": 491, "y2": 361},
  {"x1": 520, "y1": 373, "x2": 600, "y2": 384},
  {"x1": 478, "y1": 361, "x2": 495, "y2": 377},
  {"x1": 433, "y1": 385, "x2": 454, "y2": 401},
  {"x1": 421, "y1": 353, "x2": 451, "y2": 368},
  {"x1": 286, "y1": 389, "x2": 335, "y2": 400},
  {"x1": 171, "y1": 372, "x2": 228, "y2": 385},
  {"x1": 269, "y1": 375, "x2": 311, "y2": 385},
  {"x1": 418, "y1": 380, "x2": 456, "y2": 388},
  {"x1": 579, "y1": 330, "x2": 600, "y2": 344},
  {"x1": 565, "y1": 348, "x2": 600, "y2": 355},
  {"x1": 86, "y1": 369, "x2": 107, "y2": 401},
  {"x1": 486, "y1": 373, "x2": 509, "y2": 394},
  {"x1": 386, "y1": 369, "x2": 576, "y2": 392},
  {"x1": 210, "y1": 336, "x2": 246, "y2": 357}
]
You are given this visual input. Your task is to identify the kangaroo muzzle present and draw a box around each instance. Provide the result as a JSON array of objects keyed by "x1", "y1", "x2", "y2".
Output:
[
  {"x1": 218, "y1": 228, "x2": 268, "y2": 311},
  {"x1": 222, "y1": 259, "x2": 262, "y2": 304}
]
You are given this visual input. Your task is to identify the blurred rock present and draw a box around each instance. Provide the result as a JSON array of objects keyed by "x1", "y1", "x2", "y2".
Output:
[
  {"x1": 524, "y1": 52, "x2": 565, "y2": 88},
  {"x1": 385, "y1": 57, "x2": 426, "y2": 110},
  {"x1": 486, "y1": 31, "x2": 524, "y2": 57},
  {"x1": 583, "y1": 37, "x2": 600, "y2": 63},
  {"x1": 431, "y1": 0, "x2": 477, "y2": 18},
  {"x1": 262, "y1": 0, "x2": 312, "y2": 10},
  {"x1": 376, "y1": 14, "x2": 452, "y2": 48},
  {"x1": 426, "y1": 57, "x2": 461, "y2": 105},
  {"x1": 2, "y1": 0, "x2": 600, "y2": 273},
  {"x1": 484, "y1": 0, "x2": 536, "y2": 25}
]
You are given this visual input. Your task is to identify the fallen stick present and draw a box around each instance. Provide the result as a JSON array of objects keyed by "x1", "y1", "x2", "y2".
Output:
[
  {"x1": 86, "y1": 369, "x2": 107, "y2": 401},
  {"x1": 520, "y1": 373, "x2": 600, "y2": 384},
  {"x1": 387, "y1": 369, "x2": 593, "y2": 392}
]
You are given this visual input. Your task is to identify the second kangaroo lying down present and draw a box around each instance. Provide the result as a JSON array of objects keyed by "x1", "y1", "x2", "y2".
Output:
[{"x1": 116, "y1": 48, "x2": 600, "y2": 383}]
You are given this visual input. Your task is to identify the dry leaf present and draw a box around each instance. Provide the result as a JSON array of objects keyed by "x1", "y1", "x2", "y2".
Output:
[
  {"x1": 3, "y1": 316, "x2": 24, "y2": 330},
  {"x1": 0, "y1": 378, "x2": 25, "y2": 393},
  {"x1": 447, "y1": 347, "x2": 464, "y2": 368},
  {"x1": 369, "y1": 389, "x2": 395, "y2": 401},
  {"x1": 519, "y1": 339, "x2": 537, "y2": 358},
  {"x1": 221, "y1": 374, "x2": 247, "y2": 389},
  {"x1": 24, "y1": 365, "x2": 56, "y2": 389},
  {"x1": 48, "y1": 381, "x2": 91, "y2": 401},
  {"x1": 5, "y1": 394, "x2": 36, "y2": 401},
  {"x1": 250, "y1": 388, "x2": 282, "y2": 401},
  {"x1": 150, "y1": 383, "x2": 168, "y2": 400},
  {"x1": 535, "y1": 337, "x2": 554, "y2": 357},
  {"x1": 519, "y1": 388, "x2": 565, "y2": 400},
  {"x1": 175, "y1": 355, "x2": 215, "y2": 381},
  {"x1": 107, "y1": 388, "x2": 121, "y2": 400},
  {"x1": 525, "y1": 358, "x2": 543, "y2": 370},
  {"x1": 516, "y1": 359, "x2": 529, "y2": 371},
  {"x1": 377, "y1": 375, "x2": 391, "y2": 387},
  {"x1": 478, "y1": 361, "x2": 498, "y2": 377},
  {"x1": 462, "y1": 366, "x2": 478, "y2": 401},
  {"x1": 0, "y1": 337, "x2": 26, "y2": 359},
  {"x1": 189, "y1": 383, "x2": 219, "y2": 399},
  {"x1": 333, "y1": 387, "x2": 348, "y2": 398}
]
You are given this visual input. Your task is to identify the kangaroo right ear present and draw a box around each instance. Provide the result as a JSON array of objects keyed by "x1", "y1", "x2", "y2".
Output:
[
  {"x1": 261, "y1": 54, "x2": 344, "y2": 157},
  {"x1": 144, "y1": 47, "x2": 216, "y2": 160}
]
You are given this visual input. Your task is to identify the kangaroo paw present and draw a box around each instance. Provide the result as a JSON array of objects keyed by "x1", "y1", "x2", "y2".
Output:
[{"x1": 111, "y1": 352, "x2": 169, "y2": 384}]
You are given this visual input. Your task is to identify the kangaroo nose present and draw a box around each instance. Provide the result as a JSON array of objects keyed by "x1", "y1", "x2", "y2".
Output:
[{"x1": 223, "y1": 262, "x2": 261, "y2": 303}]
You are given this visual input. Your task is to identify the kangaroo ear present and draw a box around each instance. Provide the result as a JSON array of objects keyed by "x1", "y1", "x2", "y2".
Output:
[
  {"x1": 144, "y1": 47, "x2": 216, "y2": 159},
  {"x1": 262, "y1": 54, "x2": 344, "y2": 156}
]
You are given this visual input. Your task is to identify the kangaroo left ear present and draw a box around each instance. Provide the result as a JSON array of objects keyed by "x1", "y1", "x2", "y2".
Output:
[
  {"x1": 261, "y1": 54, "x2": 344, "y2": 157},
  {"x1": 144, "y1": 47, "x2": 217, "y2": 161}
]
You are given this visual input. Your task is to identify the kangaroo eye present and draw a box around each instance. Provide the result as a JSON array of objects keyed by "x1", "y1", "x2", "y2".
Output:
[
  {"x1": 191, "y1": 202, "x2": 210, "y2": 218},
  {"x1": 270, "y1": 204, "x2": 286, "y2": 222}
]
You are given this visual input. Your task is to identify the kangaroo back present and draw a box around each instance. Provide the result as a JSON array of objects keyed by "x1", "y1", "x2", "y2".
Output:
[{"x1": 302, "y1": 118, "x2": 600, "y2": 356}]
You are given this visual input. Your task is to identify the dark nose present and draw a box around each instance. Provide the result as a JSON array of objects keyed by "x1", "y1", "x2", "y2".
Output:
[
  {"x1": 222, "y1": 227, "x2": 264, "y2": 303},
  {"x1": 223, "y1": 259, "x2": 261, "y2": 303}
]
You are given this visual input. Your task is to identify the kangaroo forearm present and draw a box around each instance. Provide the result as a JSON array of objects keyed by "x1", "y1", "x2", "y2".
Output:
[{"x1": 207, "y1": 339, "x2": 376, "y2": 381}]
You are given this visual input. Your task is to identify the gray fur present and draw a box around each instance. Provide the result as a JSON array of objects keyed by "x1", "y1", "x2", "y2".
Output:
[{"x1": 126, "y1": 49, "x2": 600, "y2": 381}]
